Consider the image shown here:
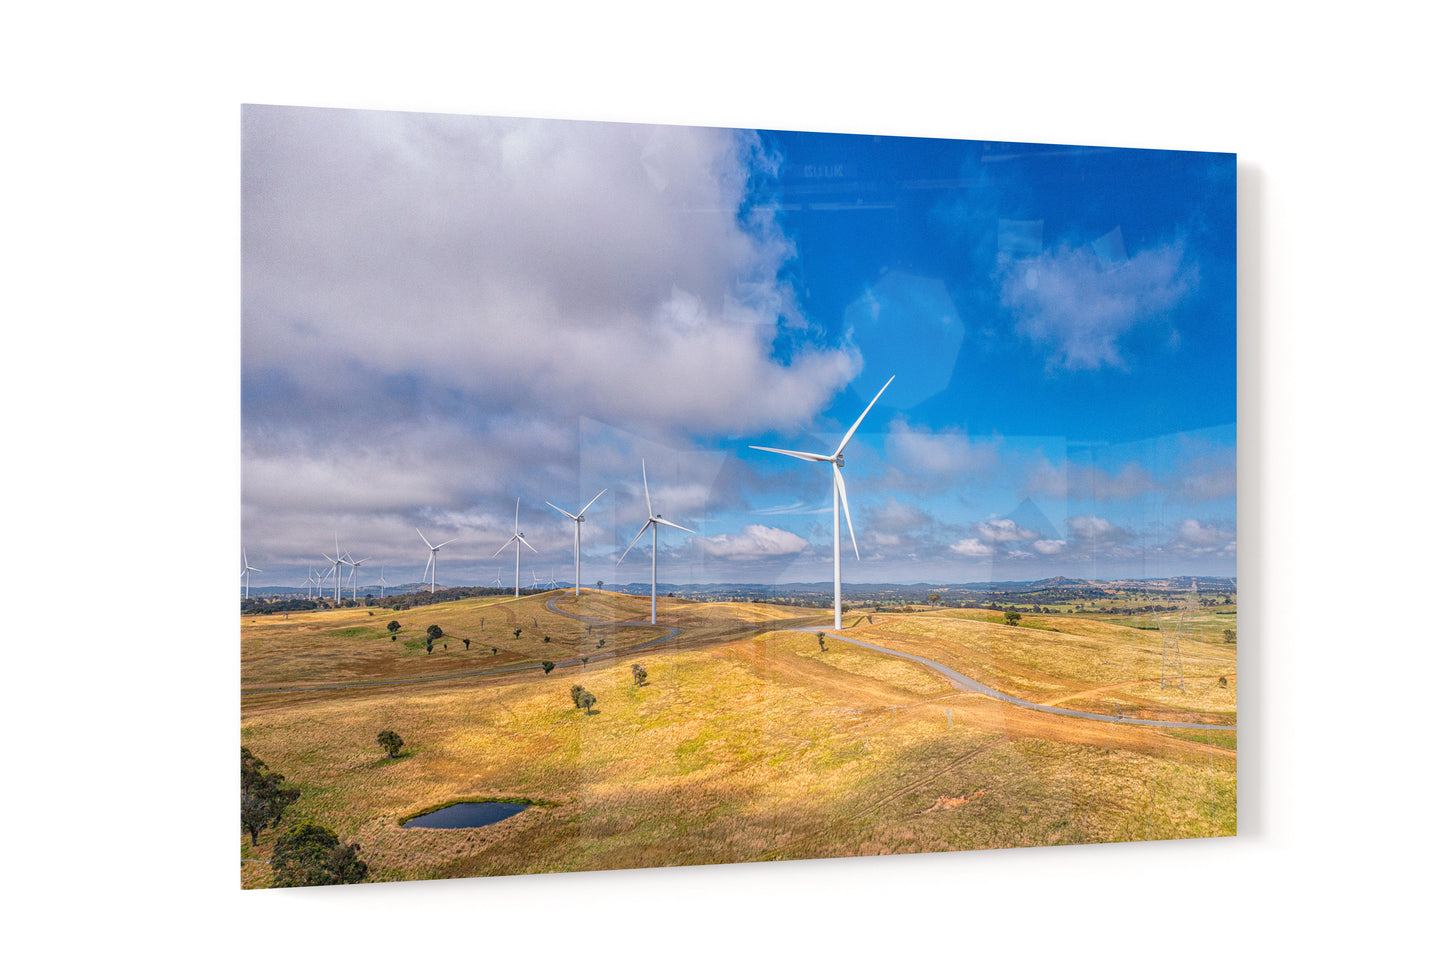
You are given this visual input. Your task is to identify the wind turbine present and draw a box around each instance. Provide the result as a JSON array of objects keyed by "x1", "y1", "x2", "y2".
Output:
[
  {"x1": 349, "y1": 556, "x2": 371, "y2": 601},
  {"x1": 241, "y1": 549, "x2": 261, "y2": 600},
  {"x1": 618, "y1": 460, "x2": 695, "y2": 625},
  {"x1": 548, "y1": 568, "x2": 560, "y2": 590},
  {"x1": 750, "y1": 375, "x2": 894, "y2": 629},
  {"x1": 547, "y1": 489, "x2": 606, "y2": 598},
  {"x1": 492, "y1": 499, "x2": 537, "y2": 598},
  {"x1": 323, "y1": 535, "x2": 349, "y2": 603},
  {"x1": 377, "y1": 565, "x2": 388, "y2": 599},
  {"x1": 417, "y1": 529, "x2": 456, "y2": 594}
]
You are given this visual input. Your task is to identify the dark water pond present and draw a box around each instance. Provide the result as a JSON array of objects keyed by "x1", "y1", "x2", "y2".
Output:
[{"x1": 403, "y1": 801, "x2": 529, "y2": 829}]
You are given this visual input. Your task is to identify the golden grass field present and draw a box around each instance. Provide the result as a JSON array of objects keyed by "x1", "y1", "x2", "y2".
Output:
[{"x1": 241, "y1": 590, "x2": 1236, "y2": 887}]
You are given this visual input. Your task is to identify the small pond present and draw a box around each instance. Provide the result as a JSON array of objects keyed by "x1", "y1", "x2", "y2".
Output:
[{"x1": 403, "y1": 801, "x2": 529, "y2": 829}]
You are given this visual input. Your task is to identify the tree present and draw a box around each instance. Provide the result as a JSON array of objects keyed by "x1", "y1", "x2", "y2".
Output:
[
  {"x1": 570, "y1": 684, "x2": 584, "y2": 707},
  {"x1": 543, "y1": 635, "x2": 551, "y2": 645},
  {"x1": 631, "y1": 663, "x2": 647, "y2": 686},
  {"x1": 816, "y1": 631, "x2": 827, "y2": 652},
  {"x1": 514, "y1": 628, "x2": 523, "y2": 640},
  {"x1": 596, "y1": 581, "x2": 603, "y2": 591},
  {"x1": 1218, "y1": 675, "x2": 1229, "y2": 688},
  {"x1": 1004, "y1": 607, "x2": 1021, "y2": 626},
  {"x1": 928, "y1": 593, "x2": 940, "y2": 605},
  {"x1": 578, "y1": 690, "x2": 597, "y2": 714},
  {"x1": 463, "y1": 638, "x2": 470, "y2": 650},
  {"x1": 270, "y1": 822, "x2": 369, "y2": 887},
  {"x1": 425, "y1": 640, "x2": 433, "y2": 654},
  {"x1": 1223, "y1": 629, "x2": 1237, "y2": 644},
  {"x1": 241, "y1": 748, "x2": 300, "y2": 846},
  {"x1": 387, "y1": 620, "x2": 401, "y2": 634},
  {"x1": 541, "y1": 661, "x2": 555, "y2": 674},
  {"x1": 376, "y1": 730, "x2": 404, "y2": 758},
  {"x1": 426, "y1": 625, "x2": 444, "y2": 643}
]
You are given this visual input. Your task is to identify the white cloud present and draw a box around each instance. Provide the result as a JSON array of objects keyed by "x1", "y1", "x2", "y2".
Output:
[
  {"x1": 949, "y1": 538, "x2": 993, "y2": 557},
  {"x1": 243, "y1": 107, "x2": 860, "y2": 441},
  {"x1": 692, "y1": 524, "x2": 809, "y2": 561},
  {"x1": 885, "y1": 417, "x2": 1000, "y2": 479},
  {"x1": 1000, "y1": 238, "x2": 1197, "y2": 370},
  {"x1": 1067, "y1": 514, "x2": 1124, "y2": 540},
  {"x1": 975, "y1": 517, "x2": 1036, "y2": 543}
]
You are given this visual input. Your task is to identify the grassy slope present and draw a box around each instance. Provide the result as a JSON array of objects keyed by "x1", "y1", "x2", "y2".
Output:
[{"x1": 241, "y1": 592, "x2": 1235, "y2": 886}]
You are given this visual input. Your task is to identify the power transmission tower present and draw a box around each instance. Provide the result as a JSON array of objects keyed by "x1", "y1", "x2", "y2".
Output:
[{"x1": 1155, "y1": 579, "x2": 1195, "y2": 693}]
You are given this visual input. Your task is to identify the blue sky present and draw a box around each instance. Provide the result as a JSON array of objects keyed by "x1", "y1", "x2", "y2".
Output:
[{"x1": 242, "y1": 106, "x2": 1235, "y2": 590}]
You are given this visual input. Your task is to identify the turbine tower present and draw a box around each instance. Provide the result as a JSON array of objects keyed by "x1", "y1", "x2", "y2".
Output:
[
  {"x1": 547, "y1": 489, "x2": 606, "y2": 598},
  {"x1": 750, "y1": 376, "x2": 894, "y2": 629},
  {"x1": 349, "y1": 556, "x2": 371, "y2": 601},
  {"x1": 417, "y1": 529, "x2": 456, "y2": 594},
  {"x1": 618, "y1": 460, "x2": 695, "y2": 625},
  {"x1": 377, "y1": 565, "x2": 388, "y2": 599},
  {"x1": 241, "y1": 549, "x2": 261, "y2": 600},
  {"x1": 492, "y1": 499, "x2": 537, "y2": 598}
]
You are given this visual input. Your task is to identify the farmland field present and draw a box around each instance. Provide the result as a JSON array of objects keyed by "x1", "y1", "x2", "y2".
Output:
[{"x1": 241, "y1": 590, "x2": 1236, "y2": 887}]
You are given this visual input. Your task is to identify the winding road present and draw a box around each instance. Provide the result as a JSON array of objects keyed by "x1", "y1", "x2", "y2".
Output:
[{"x1": 787, "y1": 627, "x2": 1236, "y2": 731}]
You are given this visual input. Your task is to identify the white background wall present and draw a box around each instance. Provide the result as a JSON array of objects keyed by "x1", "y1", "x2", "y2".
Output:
[{"x1": 5, "y1": 3, "x2": 1437, "y2": 959}]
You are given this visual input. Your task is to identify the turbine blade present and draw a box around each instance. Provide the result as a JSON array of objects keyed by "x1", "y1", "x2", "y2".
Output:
[
  {"x1": 580, "y1": 489, "x2": 606, "y2": 516},
  {"x1": 655, "y1": 517, "x2": 695, "y2": 535},
  {"x1": 833, "y1": 375, "x2": 894, "y2": 458},
  {"x1": 518, "y1": 535, "x2": 540, "y2": 554},
  {"x1": 833, "y1": 464, "x2": 860, "y2": 560},
  {"x1": 642, "y1": 461, "x2": 653, "y2": 517},
  {"x1": 491, "y1": 538, "x2": 515, "y2": 558},
  {"x1": 618, "y1": 520, "x2": 651, "y2": 564},
  {"x1": 749, "y1": 445, "x2": 830, "y2": 462},
  {"x1": 417, "y1": 528, "x2": 436, "y2": 550},
  {"x1": 547, "y1": 501, "x2": 578, "y2": 520},
  {"x1": 436, "y1": 538, "x2": 456, "y2": 548}
]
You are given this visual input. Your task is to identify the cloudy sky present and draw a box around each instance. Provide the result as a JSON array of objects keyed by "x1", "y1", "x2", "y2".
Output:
[{"x1": 242, "y1": 105, "x2": 1235, "y2": 592}]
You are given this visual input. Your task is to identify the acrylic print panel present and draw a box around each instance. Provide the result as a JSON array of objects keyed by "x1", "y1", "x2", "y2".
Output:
[{"x1": 240, "y1": 105, "x2": 1236, "y2": 888}]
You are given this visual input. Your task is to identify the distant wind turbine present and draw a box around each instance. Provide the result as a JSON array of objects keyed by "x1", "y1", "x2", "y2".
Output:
[
  {"x1": 417, "y1": 529, "x2": 456, "y2": 594},
  {"x1": 377, "y1": 565, "x2": 387, "y2": 599},
  {"x1": 492, "y1": 499, "x2": 538, "y2": 598},
  {"x1": 241, "y1": 550, "x2": 261, "y2": 599},
  {"x1": 349, "y1": 556, "x2": 371, "y2": 601},
  {"x1": 547, "y1": 489, "x2": 606, "y2": 598},
  {"x1": 491, "y1": 568, "x2": 504, "y2": 589},
  {"x1": 750, "y1": 375, "x2": 894, "y2": 629},
  {"x1": 618, "y1": 460, "x2": 695, "y2": 625},
  {"x1": 324, "y1": 535, "x2": 349, "y2": 603}
]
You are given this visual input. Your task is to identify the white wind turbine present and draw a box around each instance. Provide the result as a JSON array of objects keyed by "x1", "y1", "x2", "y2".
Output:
[
  {"x1": 491, "y1": 568, "x2": 504, "y2": 590},
  {"x1": 547, "y1": 489, "x2": 606, "y2": 598},
  {"x1": 492, "y1": 499, "x2": 537, "y2": 598},
  {"x1": 349, "y1": 556, "x2": 371, "y2": 601},
  {"x1": 377, "y1": 566, "x2": 388, "y2": 599},
  {"x1": 241, "y1": 549, "x2": 261, "y2": 599},
  {"x1": 417, "y1": 529, "x2": 455, "y2": 594},
  {"x1": 618, "y1": 460, "x2": 695, "y2": 625},
  {"x1": 323, "y1": 535, "x2": 349, "y2": 603},
  {"x1": 750, "y1": 375, "x2": 894, "y2": 630}
]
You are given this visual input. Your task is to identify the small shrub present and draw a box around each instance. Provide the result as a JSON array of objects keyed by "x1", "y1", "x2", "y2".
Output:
[{"x1": 541, "y1": 661, "x2": 555, "y2": 674}]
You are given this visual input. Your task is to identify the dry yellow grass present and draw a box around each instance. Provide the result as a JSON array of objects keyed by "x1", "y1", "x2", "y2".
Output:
[{"x1": 241, "y1": 592, "x2": 1235, "y2": 886}]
